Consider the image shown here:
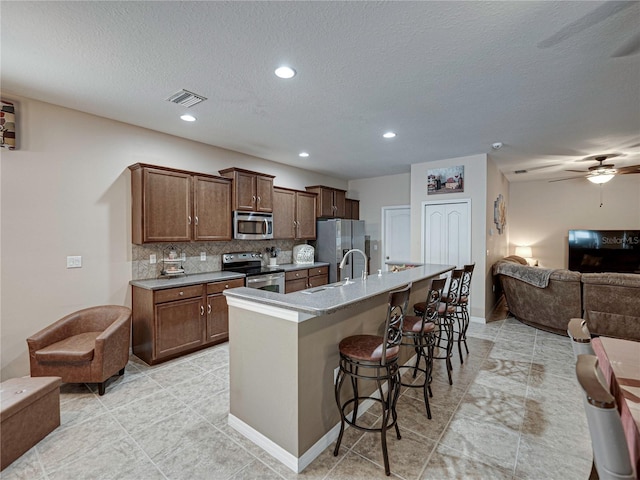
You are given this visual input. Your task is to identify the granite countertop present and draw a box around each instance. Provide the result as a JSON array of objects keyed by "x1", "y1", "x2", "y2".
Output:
[
  {"x1": 224, "y1": 263, "x2": 454, "y2": 316},
  {"x1": 130, "y1": 271, "x2": 245, "y2": 290},
  {"x1": 268, "y1": 262, "x2": 329, "y2": 272}
]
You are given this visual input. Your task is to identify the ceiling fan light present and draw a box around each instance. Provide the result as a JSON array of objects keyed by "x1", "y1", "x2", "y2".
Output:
[{"x1": 587, "y1": 174, "x2": 614, "y2": 184}]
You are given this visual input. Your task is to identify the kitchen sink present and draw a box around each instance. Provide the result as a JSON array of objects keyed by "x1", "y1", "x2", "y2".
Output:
[{"x1": 300, "y1": 281, "x2": 352, "y2": 294}]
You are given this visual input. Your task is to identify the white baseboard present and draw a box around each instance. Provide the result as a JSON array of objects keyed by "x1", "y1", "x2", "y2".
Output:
[
  {"x1": 470, "y1": 315, "x2": 486, "y2": 324},
  {"x1": 227, "y1": 355, "x2": 418, "y2": 473}
]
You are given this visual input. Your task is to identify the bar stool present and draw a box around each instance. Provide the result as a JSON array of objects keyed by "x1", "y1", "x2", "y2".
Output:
[
  {"x1": 333, "y1": 283, "x2": 412, "y2": 476},
  {"x1": 399, "y1": 278, "x2": 446, "y2": 419},
  {"x1": 451, "y1": 264, "x2": 474, "y2": 364},
  {"x1": 414, "y1": 270, "x2": 461, "y2": 385}
]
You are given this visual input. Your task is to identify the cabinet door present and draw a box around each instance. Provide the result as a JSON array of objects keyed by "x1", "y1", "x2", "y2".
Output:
[
  {"x1": 273, "y1": 188, "x2": 296, "y2": 239},
  {"x1": 350, "y1": 199, "x2": 360, "y2": 220},
  {"x1": 143, "y1": 168, "x2": 192, "y2": 242},
  {"x1": 193, "y1": 176, "x2": 232, "y2": 241},
  {"x1": 295, "y1": 192, "x2": 317, "y2": 239},
  {"x1": 235, "y1": 171, "x2": 257, "y2": 211},
  {"x1": 256, "y1": 175, "x2": 273, "y2": 212},
  {"x1": 286, "y1": 278, "x2": 309, "y2": 293},
  {"x1": 334, "y1": 190, "x2": 346, "y2": 218},
  {"x1": 318, "y1": 188, "x2": 336, "y2": 217},
  {"x1": 308, "y1": 274, "x2": 328, "y2": 288},
  {"x1": 155, "y1": 297, "x2": 203, "y2": 359},
  {"x1": 206, "y1": 293, "x2": 229, "y2": 344}
]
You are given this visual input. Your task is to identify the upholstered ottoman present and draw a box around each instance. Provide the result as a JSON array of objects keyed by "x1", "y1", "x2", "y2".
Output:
[{"x1": 0, "y1": 376, "x2": 61, "y2": 470}]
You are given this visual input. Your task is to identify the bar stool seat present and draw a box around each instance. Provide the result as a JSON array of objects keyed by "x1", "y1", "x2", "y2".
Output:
[
  {"x1": 334, "y1": 283, "x2": 412, "y2": 476},
  {"x1": 399, "y1": 278, "x2": 444, "y2": 420},
  {"x1": 338, "y1": 335, "x2": 400, "y2": 362}
]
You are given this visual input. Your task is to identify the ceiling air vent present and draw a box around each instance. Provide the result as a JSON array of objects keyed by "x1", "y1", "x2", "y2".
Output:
[{"x1": 166, "y1": 89, "x2": 207, "y2": 108}]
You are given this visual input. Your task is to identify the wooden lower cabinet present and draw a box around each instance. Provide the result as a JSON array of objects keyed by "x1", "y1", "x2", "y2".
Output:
[
  {"x1": 285, "y1": 266, "x2": 329, "y2": 293},
  {"x1": 132, "y1": 278, "x2": 243, "y2": 365}
]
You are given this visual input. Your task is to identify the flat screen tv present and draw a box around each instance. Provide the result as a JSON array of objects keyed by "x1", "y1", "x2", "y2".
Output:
[{"x1": 568, "y1": 230, "x2": 640, "y2": 273}]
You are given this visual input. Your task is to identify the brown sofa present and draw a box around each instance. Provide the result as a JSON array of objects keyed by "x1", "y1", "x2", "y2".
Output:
[
  {"x1": 27, "y1": 305, "x2": 132, "y2": 395},
  {"x1": 582, "y1": 273, "x2": 640, "y2": 341},
  {"x1": 493, "y1": 257, "x2": 640, "y2": 340},
  {"x1": 493, "y1": 256, "x2": 582, "y2": 335}
]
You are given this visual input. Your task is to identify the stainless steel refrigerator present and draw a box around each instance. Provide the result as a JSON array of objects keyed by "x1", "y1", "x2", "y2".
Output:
[{"x1": 316, "y1": 219, "x2": 366, "y2": 283}]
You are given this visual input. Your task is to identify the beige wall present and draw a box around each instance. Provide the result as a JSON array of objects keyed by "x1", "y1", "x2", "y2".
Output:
[
  {"x1": 410, "y1": 154, "x2": 488, "y2": 319},
  {"x1": 348, "y1": 173, "x2": 411, "y2": 273},
  {"x1": 0, "y1": 95, "x2": 345, "y2": 380},
  {"x1": 485, "y1": 157, "x2": 510, "y2": 313},
  {"x1": 509, "y1": 175, "x2": 640, "y2": 269}
]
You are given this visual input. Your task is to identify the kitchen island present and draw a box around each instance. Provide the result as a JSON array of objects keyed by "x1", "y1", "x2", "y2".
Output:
[{"x1": 223, "y1": 263, "x2": 454, "y2": 473}]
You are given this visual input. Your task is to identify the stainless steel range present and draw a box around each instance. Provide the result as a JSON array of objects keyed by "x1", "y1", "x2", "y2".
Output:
[{"x1": 222, "y1": 252, "x2": 285, "y2": 293}]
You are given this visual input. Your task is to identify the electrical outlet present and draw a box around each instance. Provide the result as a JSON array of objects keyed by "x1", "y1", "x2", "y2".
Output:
[
  {"x1": 200, "y1": 252, "x2": 206, "y2": 261},
  {"x1": 66, "y1": 256, "x2": 82, "y2": 268},
  {"x1": 150, "y1": 254, "x2": 157, "y2": 264}
]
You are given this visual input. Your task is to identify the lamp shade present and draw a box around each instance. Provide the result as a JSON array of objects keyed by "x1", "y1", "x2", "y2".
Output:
[
  {"x1": 515, "y1": 246, "x2": 532, "y2": 258},
  {"x1": 587, "y1": 174, "x2": 614, "y2": 184}
]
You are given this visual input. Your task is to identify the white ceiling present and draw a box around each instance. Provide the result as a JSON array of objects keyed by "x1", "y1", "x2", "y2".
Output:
[{"x1": 2, "y1": 1, "x2": 639, "y2": 182}]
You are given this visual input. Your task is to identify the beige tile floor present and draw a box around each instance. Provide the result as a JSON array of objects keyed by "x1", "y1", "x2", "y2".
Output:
[{"x1": 2, "y1": 317, "x2": 594, "y2": 480}]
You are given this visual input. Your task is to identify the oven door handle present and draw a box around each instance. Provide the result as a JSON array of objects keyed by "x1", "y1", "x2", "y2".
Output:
[{"x1": 247, "y1": 274, "x2": 283, "y2": 284}]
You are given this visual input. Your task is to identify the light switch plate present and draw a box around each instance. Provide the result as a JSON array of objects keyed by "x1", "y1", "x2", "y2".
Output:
[
  {"x1": 66, "y1": 256, "x2": 82, "y2": 268},
  {"x1": 200, "y1": 252, "x2": 206, "y2": 261},
  {"x1": 150, "y1": 254, "x2": 156, "y2": 264}
]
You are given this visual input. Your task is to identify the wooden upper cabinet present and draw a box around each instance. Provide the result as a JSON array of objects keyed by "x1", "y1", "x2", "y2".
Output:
[
  {"x1": 129, "y1": 164, "x2": 232, "y2": 244},
  {"x1": 345, "y1": 198, "x2": 360, "y2": 220},
  {"x1": 273, "y1": 187, "x2": 296, "y2": 239},
  {"x1": 131, "y1": 166, "x2": 192, "y2": 244},
  {"x1": 193, "y1": 176, "x2": 232, "y2": 241},
  {"x1": 296, "y1": 191, "x2": 317, "y2": 239},
  {"x1": 219, "y1": 167, "x2": 274, "y2": 212},
  {"x1": 273, "y1": 187, "x2": 317, "y2": 240},
  {"x1": 305, "y1": 186, "x2": 346, "y2": 218}
]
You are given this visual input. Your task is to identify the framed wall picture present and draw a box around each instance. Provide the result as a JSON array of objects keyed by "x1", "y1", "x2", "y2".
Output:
[
  {"x1": 494, "y1": 194, "x2": 506, "y2": 234},
  {"x1": 1, "y1": 100, "x2": 16, "y2": 150},
  {"x1": 427, "y1": 165, "x2": 464, "y2": 195}
]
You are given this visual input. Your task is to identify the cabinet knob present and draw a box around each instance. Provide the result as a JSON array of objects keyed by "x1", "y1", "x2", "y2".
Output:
[
  {"x1": 252, "y1": 195, "x2": 256, "y2": 202},
  {"x1": 188, "y1": 216, "x2": 192, "y2": 225},
  {"x1": 207, "y1": 304, "x2": 212, "y2": 314},
  {"x1": 200, "y1": 306, "x2": 205, "y2": 315},
  {"x1": 257, "y1": 196, "x2": 261, "y2": 203},
  {"x1": 179, "y1": 291, "x2": 184, "y2": 296},
  {"x1": 225, "y1": 284, "x2": 229, "y2": 288},
  {"x1": 195, "y1": 216, "x2": 199, "y2": 225}
]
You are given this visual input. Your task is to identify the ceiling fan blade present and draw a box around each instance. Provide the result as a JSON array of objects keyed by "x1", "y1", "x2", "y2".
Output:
[
  {"x1": 538, "y1": 2, "x2": 635, "y2": 48},
  {"x1": 617, "y1": 165, "x2": 640, "y2": 174},
  {"x1": 612, "y1": 31, "x2": 640, "y2": 57},
  {"x1": 549, "y1": 177, "x2": 582, "y2": 183},
  {"x1": 565, "y1": 169, "x2": 588, "y2": 173},
  {"x1": 513, "y1": 163, "x2": 562, "y2": 174}
]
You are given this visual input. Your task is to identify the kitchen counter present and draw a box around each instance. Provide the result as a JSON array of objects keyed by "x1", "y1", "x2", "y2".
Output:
[
  {"x1": 225, "y1": 263, "x2": 454, "y2": 473},
  {"x1": 269, "y1": 262, "x2": 329, "y2": 272},
  {"x1": 130, "y1": 271, "x2": 245, "y2": 290},
  {"x1": 224, "y1": 263, "x2": 451, "y2": 318}
]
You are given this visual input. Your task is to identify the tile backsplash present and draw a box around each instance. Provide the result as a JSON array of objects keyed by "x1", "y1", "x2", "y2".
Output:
[{"x1": 132, "y1": 239, "x2": 300, "y2": 280}]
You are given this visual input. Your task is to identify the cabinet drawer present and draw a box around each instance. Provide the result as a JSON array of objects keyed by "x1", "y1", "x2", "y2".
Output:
[
  {"x1": 154, "y1": 285, "x2": 203, "y2": 304},
  {"x1": 308, "y1": 266, "x2": 328, "y2": 277},
  {"x1": 286, "y1": 269, "x2": 309, "y2": 281},
  {"x1": 308, "y1": 275, "x2": 328, "y2": 288},
  {"x1": 207, "y1": 278, "x2": 244, "y2": 294},
  {"x1": 286, "y1": 278, "x2": 309, "y2": 293}
]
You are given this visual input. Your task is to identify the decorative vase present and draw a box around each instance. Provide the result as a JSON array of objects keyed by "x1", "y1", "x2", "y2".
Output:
[{"x1": 269, "y1": 257, "x2": 277, "y2": 266}]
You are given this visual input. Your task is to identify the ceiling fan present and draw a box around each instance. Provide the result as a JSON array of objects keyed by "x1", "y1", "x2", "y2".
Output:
[{"x1": 549, "y1": 155, "x2": 640, "y2": 183}]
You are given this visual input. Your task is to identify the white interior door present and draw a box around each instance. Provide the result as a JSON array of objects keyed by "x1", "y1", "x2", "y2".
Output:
[
  {"x1": 382, "y1": 206, "x2": 410, "y2": 270},
  {"x1": 422, "y1": 199, "x2": 471, "y2": 267}
]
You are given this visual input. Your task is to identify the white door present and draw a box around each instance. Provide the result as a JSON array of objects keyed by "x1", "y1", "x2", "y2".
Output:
[
  {"x1": 382, "y1": 206, "x2": 410, "y2": 270},
  {"x1": 422, "y1": 199, "x2": 471, "y2": 267}
]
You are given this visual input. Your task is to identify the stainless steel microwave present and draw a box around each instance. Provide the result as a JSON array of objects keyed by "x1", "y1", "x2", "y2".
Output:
[{"x1": 233, "y1": 211, "x2": 274, "y2": 240}]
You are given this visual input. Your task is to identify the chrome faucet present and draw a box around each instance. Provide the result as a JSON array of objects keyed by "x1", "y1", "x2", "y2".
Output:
[{"x1": 339, "y1": 249, "x2": 368, "y2": 281}]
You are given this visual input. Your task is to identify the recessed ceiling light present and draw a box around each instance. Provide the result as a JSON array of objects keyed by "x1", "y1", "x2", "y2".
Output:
[
  {"x1": 299, "y1": 152, "x2": 309, "y2": 158},
  {"x1": 180, "y1": 114, "x2": 196, "y2": 122},
  {"x1": 383, "y1": 132, "x2": 396, "y2": 139},
  {"x1": 275, "y1": 66, "x2": 296, "y2": 79}
]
